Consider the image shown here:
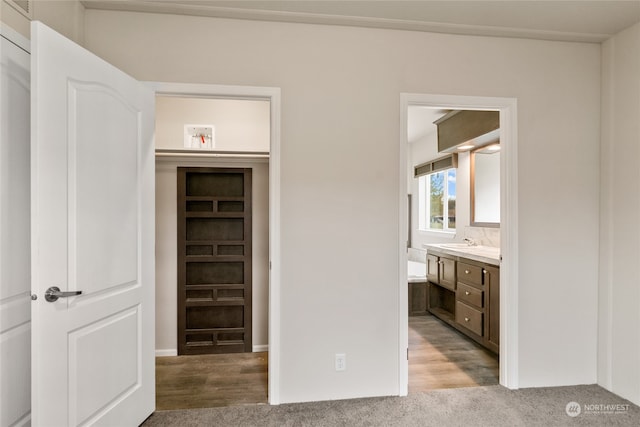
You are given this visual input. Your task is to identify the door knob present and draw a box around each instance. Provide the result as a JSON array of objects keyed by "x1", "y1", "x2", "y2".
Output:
[{"x1": 45, "y1": 286, "x2": 82, "y2": 302}]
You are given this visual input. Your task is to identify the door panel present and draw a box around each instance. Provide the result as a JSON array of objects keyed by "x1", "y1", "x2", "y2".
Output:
[
  {"x1": 73, "y1": 83, "x2": 140, "y2": 294},
  {"x1": 0, "y1": 29, "x2": 31, "y2": 427},
  {"x1": 177, "y1": 167, "x2": 252, "y2": 355},
  {"x1": 31, "y1": 22, "x2": 155, "y2": 426},
  {"x1": 69, "y1": 307, "x2": 140, "y2": 425}
]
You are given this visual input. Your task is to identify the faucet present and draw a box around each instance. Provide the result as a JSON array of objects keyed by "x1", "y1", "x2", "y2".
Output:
[{"x1": 463, "y1": 237, "x2": 477, "y2": 246}]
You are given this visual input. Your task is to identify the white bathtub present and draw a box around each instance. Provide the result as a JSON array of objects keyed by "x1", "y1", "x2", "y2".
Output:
[{"x1": 408, "y1": 261, "x2": 427, "y2": 283}]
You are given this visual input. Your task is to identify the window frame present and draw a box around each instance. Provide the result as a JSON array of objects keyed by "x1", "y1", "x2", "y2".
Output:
[{"x1": 417, "y1": 167, "x2": 456, "y2": 233}]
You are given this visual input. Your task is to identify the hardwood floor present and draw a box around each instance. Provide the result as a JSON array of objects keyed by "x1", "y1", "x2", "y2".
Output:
[
  {"x1": 156, "y1": 352, "x2": 268, "y2": 410},
  {"x1": 155, "y1": 315, "x2": 497, "y2": 410},
  {"x1": 409, "y1": 314, "x2": 499, "y2": 392}
]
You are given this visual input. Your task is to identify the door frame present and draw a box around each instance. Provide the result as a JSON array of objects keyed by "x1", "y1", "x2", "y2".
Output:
[
  {"x1": 398, "y1": 93, "x2": 519, "y2": 394},
  {"x1": 146, "y1": 82, "x2": 282, "y2": 404}
]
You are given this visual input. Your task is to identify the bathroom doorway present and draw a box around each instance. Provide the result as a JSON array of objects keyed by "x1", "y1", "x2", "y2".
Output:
[{"x1": 399, "y1": 93, "x2": 519, "y2": 395}]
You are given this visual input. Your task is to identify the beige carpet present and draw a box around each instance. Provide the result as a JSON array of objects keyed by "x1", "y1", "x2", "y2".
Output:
[{"x1": 143, "y1": 384, "x2": 640, "y2": 426}]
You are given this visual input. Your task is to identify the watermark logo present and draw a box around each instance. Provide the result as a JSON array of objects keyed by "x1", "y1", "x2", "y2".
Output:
[
  {"x1": 566, "y1": 401, "x2": 581, "y2": 417},
  {"x1": 565, "y1": 401, "x2": 630, "y2": 417}
]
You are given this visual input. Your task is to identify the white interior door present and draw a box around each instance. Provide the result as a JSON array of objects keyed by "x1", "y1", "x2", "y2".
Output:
[
  {"x1": 1, "y1": 26, "x2": 31, "y2": 427},
  {"x1": 30, "y1": 22, "x2": 155, "y2": 426}
]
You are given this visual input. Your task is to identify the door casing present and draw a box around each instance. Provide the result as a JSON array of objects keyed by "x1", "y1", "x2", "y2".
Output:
[
  {"x1": 147, "y1": 82, "x2": 282, "y2": 404},
  {"x1": 398, "y1": 93, "x2": 519, "y2": 394}
]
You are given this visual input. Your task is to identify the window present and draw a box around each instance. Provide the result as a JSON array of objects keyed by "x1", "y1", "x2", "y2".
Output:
[{"x1": 418, "y1": 168, "x2": 456, "y2": 231}]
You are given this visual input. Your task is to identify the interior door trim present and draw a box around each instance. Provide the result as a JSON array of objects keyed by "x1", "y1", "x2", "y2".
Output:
[
  {"x1": 399, "y1": 93, "x2": 519, "y2": 394},
  {"x1": 145, "y1": 81, "x2": 282, "y2": 404}
]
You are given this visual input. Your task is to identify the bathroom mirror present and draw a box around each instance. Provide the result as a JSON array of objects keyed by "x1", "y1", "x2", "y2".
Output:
[{"x1": 471, "y1": 145, "x2": 500, "y2": 227}]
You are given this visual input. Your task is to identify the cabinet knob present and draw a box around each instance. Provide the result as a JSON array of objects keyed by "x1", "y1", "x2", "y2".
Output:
[
  {"x1": 464, "y1": 317, "x2": 470, "y2": 322},
  {"x1": 465, "y1": 270, "x2": 470, "y2": 274},
  {"x1": 483, "y1": 269, "x2": 487, "y2": 274},
  {"x1": 465, "y1": 291, "x2": 470, "y2": 295}
]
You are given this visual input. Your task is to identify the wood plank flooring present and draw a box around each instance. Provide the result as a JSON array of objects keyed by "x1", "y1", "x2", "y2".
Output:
[
  {"x1": 409, "y1": 314, "x2": 499, "y2": 392},
  {"x1": 155, "y1": 315, "x2": 498, "y2": 410},
  {"x1": 156, "y1": 351, "x2": 268, "y2": 410}
]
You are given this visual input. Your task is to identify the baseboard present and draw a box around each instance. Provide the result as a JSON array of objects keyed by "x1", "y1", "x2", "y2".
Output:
[{"x1": 156, "y1": 347, "x2": 267, "y2": 356}]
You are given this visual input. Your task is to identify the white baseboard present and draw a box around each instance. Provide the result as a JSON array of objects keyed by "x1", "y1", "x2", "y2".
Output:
[{"x1": 156, "y1": 346, "x2": 267, "y2": 356}]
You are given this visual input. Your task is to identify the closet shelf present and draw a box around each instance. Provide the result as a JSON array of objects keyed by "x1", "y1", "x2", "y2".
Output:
[{"x1": 156, "y1": 148, "x2": 268, "y2": 159}]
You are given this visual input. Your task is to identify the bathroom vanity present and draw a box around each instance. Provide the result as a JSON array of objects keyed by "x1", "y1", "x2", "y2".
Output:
[{"x1": 425, "y1": 244, "x2": 500, "y2": 354}]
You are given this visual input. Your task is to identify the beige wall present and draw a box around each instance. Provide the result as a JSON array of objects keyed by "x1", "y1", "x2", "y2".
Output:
[
  {"x1": 599, "y1": 21, "x2": 640, "y2": 406},
  {"x1": 1, "y1": 0, "x2": 85, "y2": 44},
  {"x1": 83, "y1": 10, "x2": 602, "y2": 403},
  {"x1": 155, "y1": 96, "x2": 270, "y2": 151}
]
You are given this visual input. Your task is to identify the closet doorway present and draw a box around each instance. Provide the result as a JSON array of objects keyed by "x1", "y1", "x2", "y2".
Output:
[{"x1": 153, "y1": 90, "x2": 276, "y2": 409}]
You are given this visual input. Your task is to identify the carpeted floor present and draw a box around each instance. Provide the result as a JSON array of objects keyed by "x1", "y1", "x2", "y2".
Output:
[{"x1": 143, "y1": 384, "x2": 640, "y2": 426}]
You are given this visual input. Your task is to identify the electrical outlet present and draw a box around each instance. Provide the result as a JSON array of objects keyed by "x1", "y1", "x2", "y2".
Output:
[{"x1": 335, "y1": 353, "x2": 346, "y2": 371}]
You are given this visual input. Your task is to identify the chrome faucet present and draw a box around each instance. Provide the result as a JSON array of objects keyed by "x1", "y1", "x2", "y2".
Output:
[{"x1": 463, "y1": 238, "x2": 478, "y2": 246}]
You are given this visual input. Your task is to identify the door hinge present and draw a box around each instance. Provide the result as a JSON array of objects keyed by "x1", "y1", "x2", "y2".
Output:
[{"x1": 407, "y1": 348, "x2": 409, "y2": 360}]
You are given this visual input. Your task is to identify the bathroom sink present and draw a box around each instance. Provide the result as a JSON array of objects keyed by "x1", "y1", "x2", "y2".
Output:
[
  {"x1": 428, "y1": 243, "x2": 501, "y2": 262},
  {"x1": 439, "y1": 243, "x2": 475, "y2": 249}
]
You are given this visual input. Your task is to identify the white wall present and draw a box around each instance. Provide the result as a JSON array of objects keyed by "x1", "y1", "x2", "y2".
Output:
[
  {"x1": 599, "y1": 21, "x2": 640, "y2": 406},
  {"x1": 155, "y1": 96, "x2": 270, "y2": 151},
  {"x1": 85, "y1": 10, "x2": 603, "y2": 403}
]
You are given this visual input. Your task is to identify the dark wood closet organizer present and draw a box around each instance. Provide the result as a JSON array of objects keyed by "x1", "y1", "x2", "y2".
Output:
[{"x1": 177, "y1": 167, "x2": 252, "y2": 355}]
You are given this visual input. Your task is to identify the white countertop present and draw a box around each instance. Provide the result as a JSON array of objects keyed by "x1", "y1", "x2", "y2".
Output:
[{"x1": 424, "y1": 243, "x2": 500, "y2": 266}]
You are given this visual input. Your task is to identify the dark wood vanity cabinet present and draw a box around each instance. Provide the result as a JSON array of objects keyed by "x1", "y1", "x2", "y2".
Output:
[
  {"x1": 427, "y1": 254, "x2": 456, "y2": 291},
  {"x1": 426, "y1": 254, "x2": 439, "y2": 283},
  {"x1": 426, "y1": 253, "x2": 457, "y2": 323},
  {"x1": 427, "y1": 249, "x2": 499, "y2": 354},
  {"x1": 485, "y1": 265, "x2": 500, "y2": 353},
  {"x1": 409, "y1": 281, "x2": 428, "y2": 316},
  {"x1": 455, "y1": 262, "x2": 485, "y2": 338}
]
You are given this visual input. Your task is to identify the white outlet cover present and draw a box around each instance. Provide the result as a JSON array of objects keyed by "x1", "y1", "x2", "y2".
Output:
[
  {"x1": 184, "y1": 124, "x2": 215, "y2": 149},
  {"x1": 335, "y1": 353, "x2": 346, "y2": 371}
]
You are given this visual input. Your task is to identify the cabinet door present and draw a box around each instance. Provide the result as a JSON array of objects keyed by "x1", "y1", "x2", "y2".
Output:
[
  {"x1": 439, "y1": 257, "x2": 457, "y2": 291},
  {"x1": 485, "y1": 265, "x2": 500, "y2": 353},
  {"x1": 426, "y1": 254, "x2": 439, "y2": 283}
]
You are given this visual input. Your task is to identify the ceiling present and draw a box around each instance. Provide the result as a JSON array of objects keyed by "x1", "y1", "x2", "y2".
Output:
[
  {"x1": 407, "y1": 107, "x2": 447, "y2": 144},
  {"x1": 82, "y1": 0, "x2": 640, "y2": 43}
]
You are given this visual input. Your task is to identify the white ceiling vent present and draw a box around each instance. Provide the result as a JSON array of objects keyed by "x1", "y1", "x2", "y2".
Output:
[{"x1": 4, "y1": 0, "x2": 33, "y2": 19}]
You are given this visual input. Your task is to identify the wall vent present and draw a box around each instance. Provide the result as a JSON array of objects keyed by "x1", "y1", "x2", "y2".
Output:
[{"x1": 4, "y1": 0, "x2": 33, "y2": 19}]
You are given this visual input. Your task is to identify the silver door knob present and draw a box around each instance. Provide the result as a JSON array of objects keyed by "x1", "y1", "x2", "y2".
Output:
[{"x1": 45, "y1": 286, "x2": 82, "y2": 302}]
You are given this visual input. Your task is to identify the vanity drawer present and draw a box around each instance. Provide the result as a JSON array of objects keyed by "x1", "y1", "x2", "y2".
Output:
[
  {"x1": 457, "y1": 262, "x2": 483, "y2": 287},
  {"x1": 456, "y1": 301, "x2": 483, "y2": 336},
  {"x1": 456, "y1": 283, "x2": 484, "y2": 308}
]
